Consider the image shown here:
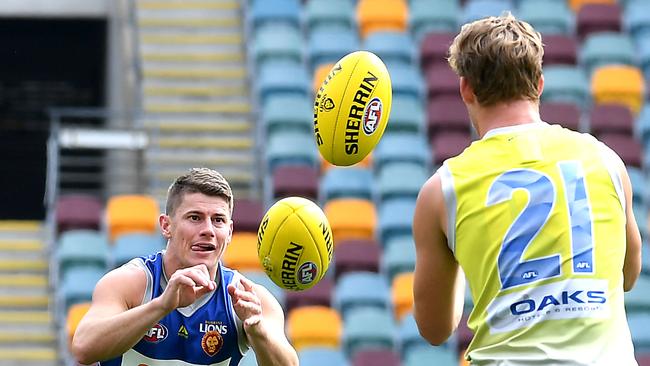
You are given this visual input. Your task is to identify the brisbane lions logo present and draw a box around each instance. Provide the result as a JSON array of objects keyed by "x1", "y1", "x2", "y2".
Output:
[{"x1": 201, "y1": 330, "x2": 223, "y2": 357}]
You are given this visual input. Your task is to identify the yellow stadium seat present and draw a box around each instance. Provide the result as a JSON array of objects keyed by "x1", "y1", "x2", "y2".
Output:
[
  {"x1": 287, "y1": 305, "x2": 342, "y2": 351},
  {"x1": 313, "y1": 63, "x2": 335, "y2": 94},
  {"x1": 324, "y1": 198, "x2": 376, "y2": 242},
  {"x1": 106, "y1": 195, "x2": 159, "y2": 242},
  {"x1": 356, "y1": 0, "x2": 408, "y2": 39},
  {"x1": 392, "y1": 272, "x2": 414, "y2": 321},
  {"x1": 66, "y1": 302, "x2": 91, "y2": 345},
  {"x1": 569, "y1": 0, "x2": 616, "y2": 12},
  {"x1": 591, "y1": 65, "x2": 646, "y2": 114},
  {"x1": 223, "y1": 232, "x2": 262, "y2": 272}
]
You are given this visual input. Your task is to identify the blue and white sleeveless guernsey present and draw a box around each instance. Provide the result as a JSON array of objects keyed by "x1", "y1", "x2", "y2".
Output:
[{"x1": 100, "y1": 251, "x2": 249, "y2": 366}]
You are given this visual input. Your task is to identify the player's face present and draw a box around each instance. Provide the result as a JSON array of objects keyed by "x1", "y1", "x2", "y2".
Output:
[{"x1": 162, "y1": 192, "x2": 233, "y2": 270}]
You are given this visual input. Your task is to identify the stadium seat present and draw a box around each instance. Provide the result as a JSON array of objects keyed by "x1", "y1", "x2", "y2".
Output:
[
  {"x1": 106, "y1": 194, "x2": 159, "y2": 242},
  {"x1": 638, "y1": 353, "x2": 650, "y2": 366},
  {"x1": 308, "y1": 28, "x2": 360, "y2": 72},
  {"x1": 376, "y1": 163, "x2": 428, "y2": 203},
  {"x1": 431, "y1": 130, "x2": 472, "y2": 164},
  {"x1": 256, "y1": 61, "x2": 311, "y2": 105},
  {"x1": 517, "y1": 0, "x2": 574, "y2": 35},
  {"x1": 265, "y1": 130, "x2": 319, "y2": 173},
  {"x1": 427, "y1": 95, "x2": 471, "y2": 141},
  {"x1": 320, "y1": 167, "x2": 374, "y2": 202},
  {"x1": 251, "y1": 24, "x2": 303, "y2": 68},
  {"x1": 363, "y1": 31, "x2": 415, "y2": 66},
  {"x1": 382, "y1": 235, "x2": 417, "y2": 281},
  {"x1": 642, "y1": 240, "x2": 650, "y2": 276},
  {"x1": 588, "y1": 103, "x2": 635, "y2": 136},
  {"x1": 285, "y1": 276, "x2": 334, "y2": 313},
  {"x1": 576, "y1": 3, "x2": 622, "y2": 40},
  {"x1": 112, "y1": 233, "x2": 165, "y2": 268},
  {"x1": 542, "y1": 34, "x2": 578, "y2": 66},
  {"x1": 387, "y1": 95, "x2": 426, "y2": 135},
  {"x1": 539, "y1": 101, "x2": 582, "y2": 131},
  {"x1": 590, "y1": 65, "x2": 646, "y2": 115},
  {"x1": 639, "y1": 36, "x2": 650, "y2": 84},
  {"x1": 305, "y1": 0, "x2": 355, "y2": 35},
  {"x1": 627, "y1": 312, "x2": 650, "y2": 352},
  {"x1": 241, "y1": 270, "x2": 286, "y2": 307},
  {"x1": 392, "y1": 272, "x2": 414, "y2": 321},
  {"x1": 425, "y1": 64, "x2": 460, "y2": 102},
  {"x1": 298, "y1": 347, "x2": 350, "y2": 366},
  {"x1": 403, "y1": 345, "x2": 458, "y2": 366},
  {"x1": 378, "y1": 198, "x2": 417, "y2": 244},
  {"x1": 373, "y1": 133, "x2": 431, "y2": 172},
  {"x1": 232, "y1": 198, "x2": 265, "y2": 234},
  {"x1": 420, "y1": 32, "x2": 456, "y2": 72},
  {"x1": 59, "y1": 266, "x2": 105, "y2": 311},
  {"x1": 272, "y1": 165, "x2": 319, "y2": 200},
  {"x1": 541, "y1": 65, "x2": 590, "y2": 108},
  {"x1": 55, "y1": 194, "x2": 103, "y2": 234},
  {"x1": 320, "y1": 153, "x2": 374, "y2": 174},
  {"x1": 334, "y1": 271, "x2": 391, "y2": 316},
  {"x1": 623, "y1": 0, "x2": 650, "y2": 41},
  {"x1": 387, "y1": 63, "x2": 426, "y2": 101},
  {"x1": 223, "y1": 232, "x2": 262, "y2": 272},
  {"x1": 334, "y1": 239, "x2": 381, "y2": 280},
  {"x1": 342, "y1": 307, "x2": 397, "y2": 358},
  {"x1": 569, "y1": 0, "x2": 617, "y2": 13},
  {"x1": 262, "y1": 94, "x2": 313, "y2": 135},
  {"x1": 313, "y1": 63, "x2": 335, "y2": 93},
  {"x1": 461, "y1": 0, "x2": 513, "y2": 25},
  {"x1": 248, "y1": 0, "x2": 300, "y2": 34},
  {"x1": 629, "y1": 167, "x2": 647, "y2": 206},
  {"x1": 351, "y1": 349, "x2": 401, "y2": 366},
  {"x1": 598, "y1": 133, "x2": 643, "y2": 168},
  {"x1": 356, "y1": 0, "x2": 409, "y2": 39},
  {"x1": 634, "y1": 204, "x2": 649, "y2": 239},
  {"x1": 625, "y1": 275, "x2": 650, "y2": 312},
  {"x1": 287, "y1": 305, "x2": 343, "y2": 351},
  {"x1": 324, "y1": 198, "x2": 377, "y2": 242},
  {"x1": 66, "y1": 302, "x2": 91, "y2": 345},
  {"x1": 57, "y1": 230, "x2": 109, "y2": 278},
  {"x1": 580, "y1": 32, "x2": 636, "y2": 76},
  {"x1": 637, "y1": 105, "x2": 650, "y2": 149},
  {"x1": 409, "y1": 0, "x2": 459, "y2": 41}
]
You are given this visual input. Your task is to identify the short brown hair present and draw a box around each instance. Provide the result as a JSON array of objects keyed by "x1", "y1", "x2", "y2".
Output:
[
  {"x1": 166, "y1": 168, "x2": 233, "y2": 216},
  {"x1": 448, "y1": 12, "x2": 544, "y2": 106}
]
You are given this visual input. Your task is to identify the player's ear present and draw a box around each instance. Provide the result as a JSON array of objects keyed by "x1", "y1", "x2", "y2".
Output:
[
  {"x1": 537, "y1": 74, "x2": 544, "y2": 98},
  {"x1": 160, "y1": 214, "x2": 172, "y2": 239},
  {"x1": 459, "y1": 77, "x2": 475, "y2": 105}
]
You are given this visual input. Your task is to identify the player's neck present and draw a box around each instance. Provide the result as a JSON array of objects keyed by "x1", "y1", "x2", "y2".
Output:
[{"x1": 473, "y1": 99, "x2": 541, "y2": 138}]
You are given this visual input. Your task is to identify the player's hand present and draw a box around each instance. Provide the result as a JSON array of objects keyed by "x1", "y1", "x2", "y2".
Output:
[
  {"x1": 158, "y1": 264, "x2": 216, "y2": 312},
  {"x1": 228, "y1": 277, "x2": 264, "y2": 333}
]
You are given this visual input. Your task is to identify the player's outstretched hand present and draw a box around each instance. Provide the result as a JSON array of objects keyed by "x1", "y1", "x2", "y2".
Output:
[
  {"x1": 158, "y1": 264, "x2": 216, "y2": 312},
  {"x1": 228, "y1": 277, "x2": 263, "y2": 331}
]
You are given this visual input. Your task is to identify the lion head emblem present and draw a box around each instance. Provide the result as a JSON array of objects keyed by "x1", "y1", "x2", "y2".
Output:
[{"x1": 201, "y1": 330, "x2": 223, "y2": 357}]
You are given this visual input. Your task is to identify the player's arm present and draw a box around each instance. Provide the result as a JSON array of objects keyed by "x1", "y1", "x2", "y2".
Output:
[
  {"x1": 412, "y1": 173, "x2": 466, "y2": 346},
  {"x1": 229, "y1": 278, "x2": 298, "y2": 366},
  {"x1": 619, "y1": 164, "x2": 642, "y2": 292}
]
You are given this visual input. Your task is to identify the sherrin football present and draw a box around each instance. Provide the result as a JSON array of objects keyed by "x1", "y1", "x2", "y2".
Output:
[
  {"x1": 314, "y1": 51, "x2": 392, "y2": 166},
  {"x1": 257, "y1": 197, "x2": 333, "y2": 291}
]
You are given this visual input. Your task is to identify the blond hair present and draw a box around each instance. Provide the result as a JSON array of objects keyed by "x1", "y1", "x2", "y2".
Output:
[
  {"x1": 166, "y1": 168, "x2": 233, "y2": 216},
  {"x1": 448, "y1": 12, "x2": 544, "y2": 106}
]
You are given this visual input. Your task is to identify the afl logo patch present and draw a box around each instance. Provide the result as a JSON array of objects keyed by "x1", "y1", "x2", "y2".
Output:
[
  {"x1": 362, "y1": 97, "x2": 382, "y2": 135},
  {"x1": 201, "y1": 330, "x2": 223, "y2": 357},
  {"x1": 143, "y1": 323, "x2": 168, "y2": 343},
  {"x1": 297, "y1": 262, "x2": 318, "y2": 285}
]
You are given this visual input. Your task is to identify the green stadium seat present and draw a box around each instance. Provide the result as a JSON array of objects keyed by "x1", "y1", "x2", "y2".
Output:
[
  {"x1": 334, "y1": 272, "x2": 391, "y2": 317},
  {"x1": 320, "y1": 167, "x2": 374, "y2": 202},
  {"x1": 265, "y1": 130, "x2": 319, "y2": 173},
  {"x1": 373, "y1": 133, "x2": 431, "y2": 172},
  {"x1": 252, "y1": 24, "x2": 303, "y2": 68},
  {"x1": 403, "y1": 345, "x2": 457, "y2": 366},
  {"x1": 342, "y1": 307, "x2": 397, "y2": 359},
  {"x1": 541, "y1": 65, "x2": 590, "y2": 108},
  {"x1": 363, "y1": 31, "x2": 415, "y2": 66},
  {"x1": 57, "y1": 230, "x2": 109, "y2": 279},
  {"x1": 59, "y1": 266, "x2": 105, "y2": 311},
  {"x1": 409, "y1": 0, "x2": 460, "y2": 41},
  {"x1": 376, "y1": 163, "x2": 428, "y2": 203},
  {"x1": 112, "y1": 233, "x2": 165, "y2": 268},
  {"x1": 378, "y1": 198, "x2": 417, "y2": 244},
  {"x1": 308, "y1": 28, "x2": 359, "y2": 72},
  {"x1": 580, "y1": 32, "x2": 636, "y2": 75},
  {"x1": 382, "y1": 235, "x2": 416, "y2": 281},
  {"x1": 305, "y1": 0, "x2": 355, "y2": 35},
  {"x1": 517, "y1": 0, "x2": 574, "y2": 35},
  {"x1": 386, "y1": 95, "x2": 425, "y2": 135},
  {"x1": 262, "y1": 94, "x2": 313, "y2": 135}
]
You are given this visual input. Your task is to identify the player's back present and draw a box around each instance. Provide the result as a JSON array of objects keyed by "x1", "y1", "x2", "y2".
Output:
[{"x1": 440, "y1": 122, "x2": 636, "y2": 365}]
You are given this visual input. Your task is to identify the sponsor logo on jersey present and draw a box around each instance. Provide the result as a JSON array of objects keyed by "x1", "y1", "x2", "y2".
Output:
[
  {"x1": 201, "y1": 330, "x2": 224, "y2": 357},
  {"x1": 199, "y1": 321, "x2": 228, "y2": 334},
  {"x1": 143, "y1": 323, "x2": 168, "y2": 343},
  {"x1": 297, "y1": 262, "x2": 318, "y2": 285},
  {"x1": 362, "y1": 97, "x2": 382, "y2": 135},
  {"x1": 177, "y1": 325, "x2": 189, "y2": 339}
]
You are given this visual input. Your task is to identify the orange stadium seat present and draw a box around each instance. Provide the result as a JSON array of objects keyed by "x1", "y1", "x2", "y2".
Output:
[
  {"x1": 356, "y1": 0, "x2": 408, "y2": 39},
  {"x1": 569, "y1": 0, "x2": 616, "y2": 12},
  {"x1": 223, "y1": 232, "x2": 263, "y2": 272},
  {"x1": 106, "y1": 194, "x2": 159, "y2": 242},
  {"x1": 287, "y1": 305, "x2": 343, "y2": 351},
  {"x1": 313, "y1": 63, "x2": 335, "y2": 93},
  {"x1": 591, "y1": 65, "x2": 646, "y2": 114},
  {"x1": 66, "y1": 302, "x2": 91, "y2": 345},
  {"x1": 324, "y1": 198, "x2": 376, "y2": 242},
  {"x1": 391, "y1": 271, "x2": 414, "y2": 321}
]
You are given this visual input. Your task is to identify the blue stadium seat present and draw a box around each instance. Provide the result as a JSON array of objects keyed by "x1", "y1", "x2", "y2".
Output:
[
  {"x1": 265, "y1": 130, "x2": 319, "y2": 175},
  {"x1": 409, "y1": 0, "x2": 460, "y2": 41},
  {"x1": 256, "y1": 60, "x2": 311, "y2": 104},
  {"x1": 517, "y1": 0, "x2": 574, "y2": 35},
  {"x1": 386, "y1": 95, "x2": 426, "y2": 135},
  {"x1": 580, "y1": 32, "x2": 636, "y2": 75},
  {"x1": 642, "y1": 240, "x2": 650, "y2": 276},
  {"x1": 625, "y1": 275, "x2": 650, "y2": 312},
  {"x1": 637, "y1": 100, "x2": 650, "y2": 150},
  {"x1": 342, "y1": 307, "x2": 397, "y2": 359},
  {"x1": 373, "y1": 133, "x2": 431, "y2": 172},
  {"x1": 57, "y1": 229, "x2": 109, "y2": 278},
  {"x1": 299, "y1": 347, "x2": 350, "y2": 366},
  {"x1": 376, "y1": 162, "x2": 428, "y2": 203},
  {"x1": 382, "y1": 235, "x2": 416, "y2": 281},
  {"x1": 262, "y1": 94, "x2": 313, "y2": 135},
  {"x1": 403, "y1": 345, "x2": 458, "y2": 366},
  {"x1": 248, "y1": 0, "x2": 301, "y2": 34},
  {"x1": 59, "y1": 265, "x2": 105, "y2": 311},
  {"x1": 320, "y1": 167, "x2": 374, "y2": 202},
  {"x1": 629, "y1": 167, "x2": 647, "y2": 207},
  {"x1": 638, "y1": 36, "x2": 650, "y2": 88},
  {"x1": 334, "y1": 272, "x2": 391, "y2": 317},
  {"x1": 541, "y1": 65, "x2": 590, "y2": 108},
  {"x1": 308, "y1": 28, "x2": 360, "y2": 72},
  {"x1": 252, "y1": 24, "x2": 303, "y2": 68},
  {"x1": 462, "y1": 0, "x2": 513, "y2": 25},
  {"x1": 112, "y1": 233, "x2": 165, "y2": 268},
  {"x1": 623, "y1": 0, "x2": 650, "y2": 41},
  {"x1": 363, "y1": 31, "x2": 416, "y2": 66},
  {"x1": 378, "y1": 198, "x2": 417, "y2": 244},
  {"x1": 633, "y1": 203, "x2": 648, "y2": 239},
  {"x1": 628, "y1": 312, "x2": 650, "y2": 353},
  {"x1": 305, "y1": 0, "x2": 355, "y2": 35},
  {"x1": 385, "y1": 63, "x2": 425, "y2": 101}
]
